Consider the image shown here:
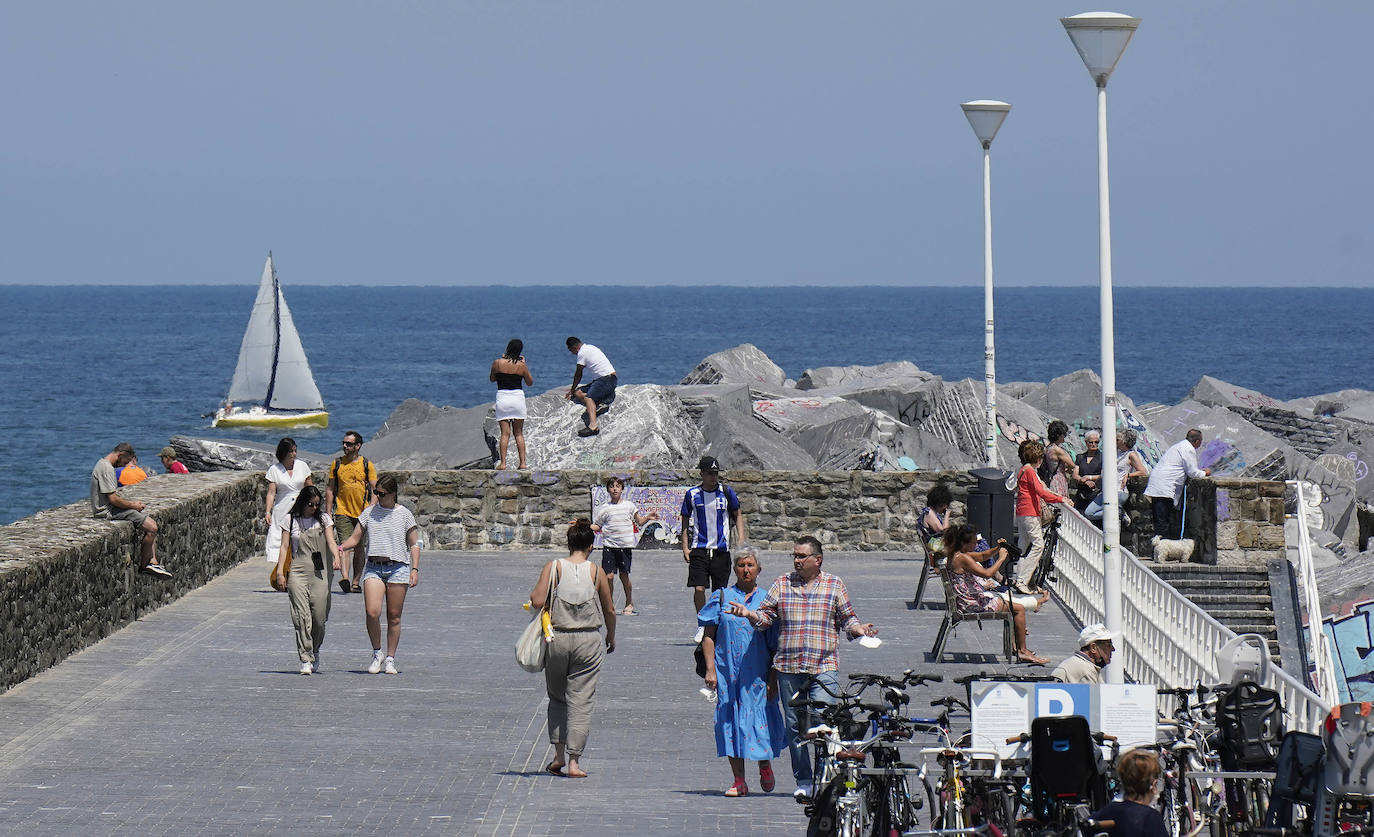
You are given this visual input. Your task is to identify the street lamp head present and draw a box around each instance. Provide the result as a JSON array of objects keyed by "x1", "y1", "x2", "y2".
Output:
[
  {"x1": 1061, "y1": 12, "x2": 1140, "y2": 88},
  {"x1": 961, "y1": 100, "x2": 1012, "y2": 149}
]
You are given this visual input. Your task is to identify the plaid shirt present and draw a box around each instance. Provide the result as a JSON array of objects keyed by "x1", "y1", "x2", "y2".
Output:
[{"x1": 753, "y1": 571, "x2": 861, "y2": 674}]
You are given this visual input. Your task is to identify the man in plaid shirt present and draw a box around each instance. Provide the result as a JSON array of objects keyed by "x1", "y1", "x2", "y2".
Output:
[{"x1": 729, "y1": 535, "x2": 878, "y2": 801}]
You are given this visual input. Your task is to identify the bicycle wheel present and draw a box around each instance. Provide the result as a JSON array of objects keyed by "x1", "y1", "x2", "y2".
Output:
[
  {"x1": 889, "y1": 776, "x2": 921, "y2": 835},
  {"x1": 1160, "y1": 780, "x2": 1183, "y2": 837},
  {"x1": 982, "y1": 784, "x2": 1016, "y2": 836}
]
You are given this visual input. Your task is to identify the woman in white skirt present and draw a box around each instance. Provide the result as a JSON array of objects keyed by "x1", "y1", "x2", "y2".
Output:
[
  {"x1": 489, "y1": 339, "x2": 533, "y2": 470},
  {"x1": 264, "y1": 437, "x2": 312, "y2": 563}
]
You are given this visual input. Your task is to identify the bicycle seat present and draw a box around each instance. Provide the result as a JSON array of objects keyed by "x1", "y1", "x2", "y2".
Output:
[{"x1": 836, "y1": 749, "x2": 866, "y2": 763}]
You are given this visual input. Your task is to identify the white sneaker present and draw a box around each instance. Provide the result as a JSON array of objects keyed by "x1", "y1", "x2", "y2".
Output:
[
  {"x1": 367, "y1": 650, "x2": 384, "y2": 674},
  {"x1": 692, "y1": 626, "x2": 705, "y2": 644},
  {"x1": 299, "y1": 661, "x2": 313, "y2": 676},
  {"x1": 312, "y1": 653, "x2": 321, "y2": 674},
  {"x1": 793, "y1": 782, "x2": 813, "y2": 802},
  {"x1": 382, "y1": 656, "x2": 398, "y2": 675}
]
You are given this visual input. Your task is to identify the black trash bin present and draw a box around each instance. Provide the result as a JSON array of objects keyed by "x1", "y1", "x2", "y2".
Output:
[{"x1": 967, "y1": 467, "x2": 1016, "y2": 546}]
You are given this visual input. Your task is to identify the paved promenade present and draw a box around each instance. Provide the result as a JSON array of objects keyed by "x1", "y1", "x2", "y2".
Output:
[{"x1": 0, "y1": 549, "x2": 1081, "y2": 835}]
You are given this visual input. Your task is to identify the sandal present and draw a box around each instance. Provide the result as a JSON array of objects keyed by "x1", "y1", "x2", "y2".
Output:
[
  {"x1": 759, "y1": 764, "x2": 776, "y2": 793},
  {"x1": 351, "y1": 582, "x2": 362, "y2": 593},
  {"x1": 724, "y1": 779, "x2": 749, "y2": 797},
  {"x1": 1018, "y1": 652, "x2": 1049, "y2": 665},
  {"x1": 338, "y1": 578, "x2": 351, "y2": 594},
  {"x1": 546, "y1": 761, "x2": 565, "y2": 777},
  {"x1": 622, "y1": 605, "x2": 637, "y2": 616}
]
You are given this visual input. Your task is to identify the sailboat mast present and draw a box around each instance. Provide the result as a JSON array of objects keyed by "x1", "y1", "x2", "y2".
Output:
[{"x1": 263, "y1": 252, "x2": 282, "y2": 410}]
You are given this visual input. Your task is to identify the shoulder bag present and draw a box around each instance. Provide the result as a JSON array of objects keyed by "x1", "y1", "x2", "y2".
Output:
[
  {"x1": 693, "y1": 588, "x2": 727, "y2": 679},
  {"x1": 269, "y1": 515, "x2": 293, "y2": 592},
  {"x1": 516, "y1": 563, "x2": 558, "y2": 672}
]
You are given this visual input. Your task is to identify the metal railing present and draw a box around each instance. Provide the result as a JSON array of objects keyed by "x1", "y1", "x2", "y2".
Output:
[{"x1": 1052, "y1": 504, "x2": 1329, "y2": 733}]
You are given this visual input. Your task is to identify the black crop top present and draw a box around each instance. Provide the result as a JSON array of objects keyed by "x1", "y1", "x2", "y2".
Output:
[{"x1": 494, "y1": 372, "x2": 524, "y2": 390}]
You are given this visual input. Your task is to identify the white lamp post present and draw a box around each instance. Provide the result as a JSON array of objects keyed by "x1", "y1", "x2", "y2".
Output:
[
  {"x1": 1062, "y1": 11, "x2": 1139, "y2": 685},
  {"x1": 961, "y1": 100, "x2": 1012, "y2": 468}
]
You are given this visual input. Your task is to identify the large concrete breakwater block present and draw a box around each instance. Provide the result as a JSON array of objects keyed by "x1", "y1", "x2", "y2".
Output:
[
  {"x1": 679, "y1": 342, "x2": 787, "y2": 388},
  {"x1": 921, "y1": 378, "x2": 1057, "y2": 468},
  {"x1": 795, "y1": 362, "x2": 945, "y2": 428},
  {"x1": 367, "y1": 401, "x2": 497, "y2": 470}
]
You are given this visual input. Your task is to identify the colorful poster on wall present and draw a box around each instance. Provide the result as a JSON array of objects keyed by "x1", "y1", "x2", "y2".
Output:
[{"x1": 589, "y1": 484, "x2": 688, "y2": 549}]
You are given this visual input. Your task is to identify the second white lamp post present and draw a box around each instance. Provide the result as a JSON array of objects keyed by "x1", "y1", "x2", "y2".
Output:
[
  {"x1": 1062, "y1": 10, "x2": 1139, "y2": 685},
  {"x1": 961, "y1": 100, "x2": 1011, "y2": 469}
]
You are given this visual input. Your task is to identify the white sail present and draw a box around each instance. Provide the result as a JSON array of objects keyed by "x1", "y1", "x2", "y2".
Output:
[{"x1": 225, "y1": 254, "x2": 324, "y2": 411}]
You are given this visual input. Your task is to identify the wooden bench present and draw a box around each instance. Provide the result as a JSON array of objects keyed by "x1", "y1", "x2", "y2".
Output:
[
  {"x1": 928, "y1": 567, "x2": 1016, "y2": 663},
  {"x1": 911, "y1": 538, "x2": 941, "y2": 609}
]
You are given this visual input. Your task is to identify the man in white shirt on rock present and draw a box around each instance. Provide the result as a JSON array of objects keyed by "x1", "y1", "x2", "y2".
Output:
[
  {"x1": 565, "y1": 336, "x2": 617, "y2": 438},
  {"x1": 1143, "y1": 428, "x2": 1210, "y2": 539},
  {"x1": 591, "y1": 476, "x2": 658, "y2": 615}
]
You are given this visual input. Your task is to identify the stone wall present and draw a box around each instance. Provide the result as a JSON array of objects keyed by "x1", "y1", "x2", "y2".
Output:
[
  {"x1": 0, "y1": 472, "x2": 261, "y2": 693},
  {"x1": 2, "y1": 466, "x2": 1289, "y2": 693},
  {"x1": 397, "y1": 468, "x2": 978, "y2": 551}
]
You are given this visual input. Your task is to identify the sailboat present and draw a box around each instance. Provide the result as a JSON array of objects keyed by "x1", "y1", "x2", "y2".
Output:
[{"x1": 212, "y1": 253, "x2": 329, "y2": 429}]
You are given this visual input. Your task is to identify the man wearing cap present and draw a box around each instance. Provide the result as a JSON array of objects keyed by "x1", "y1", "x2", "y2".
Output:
[
  {"x1": 565, "y1": 336, "x2": 617, "y2": 438},
  {"x1": 159, "y1": 446, "x2": 189, "y2": 475},
  {"x1": 90, "y1": 442, "x2": 172, "y2": 578},
  {"x1": 681, "y1": 455, "x2": 746, "y2": 619},
  {"x1": 1051, "y1": 623, "x2": 1115, "y2": 685}
]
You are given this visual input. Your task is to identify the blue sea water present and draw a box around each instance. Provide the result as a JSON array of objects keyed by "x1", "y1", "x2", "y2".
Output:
[{"x1": 2, "y1": 285, "x2": 1369, "y2": 525}]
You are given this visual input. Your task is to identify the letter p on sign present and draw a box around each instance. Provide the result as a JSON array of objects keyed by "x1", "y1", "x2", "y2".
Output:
[{"x1": 1036, "y1": 685, "x2": 1086, "y2": 718}]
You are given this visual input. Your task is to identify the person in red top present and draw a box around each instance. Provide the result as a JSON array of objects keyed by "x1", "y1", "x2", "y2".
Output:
[
  {"x1": 159, "y1": 446, "x2": 190, "y2": 474},
  {"x1": 1013, "y1": 439, "x2": 1067, "y2": 594}
]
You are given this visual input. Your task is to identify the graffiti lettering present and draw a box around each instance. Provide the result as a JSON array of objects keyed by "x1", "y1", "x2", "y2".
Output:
[
  {"x1": 996, "y1": 414, "x2": 1042, "y2": 446},
  {"x1": 1347, "y1": 451, "x2": 1370, "y2": 483},
  {"x1": 1320, "y1": 600, "x2": 1374, "y2": 701},
  {"x1": 1233, "y1": 390, "x2": 1277, "y2": 409}
]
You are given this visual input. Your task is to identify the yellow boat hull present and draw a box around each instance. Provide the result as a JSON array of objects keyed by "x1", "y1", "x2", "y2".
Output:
[{"x1": 213, "y1": 408, "x2": 329, "y2": 429}]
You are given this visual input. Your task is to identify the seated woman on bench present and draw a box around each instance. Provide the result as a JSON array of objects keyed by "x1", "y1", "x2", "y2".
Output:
[{"x1": 945, "y1": 523, "x2": 1050, "y2": 665}]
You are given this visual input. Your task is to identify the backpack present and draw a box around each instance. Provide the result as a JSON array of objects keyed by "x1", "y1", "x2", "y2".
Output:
[
  {"x1": 1214, "y1": 681, "x2": 1284, "y2": 769},
  {"x1": 329, "y1": 456, "x2": 373, "y2": 505}
]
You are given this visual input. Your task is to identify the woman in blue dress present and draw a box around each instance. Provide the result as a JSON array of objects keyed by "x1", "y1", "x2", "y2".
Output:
[{"x1": 699, "y1": 546, "x2": 787, "y2": 797}]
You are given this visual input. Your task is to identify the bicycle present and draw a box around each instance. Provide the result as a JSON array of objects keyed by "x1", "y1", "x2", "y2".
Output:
[
  {"x1": 911, "y1": 694, "x2": 1007, "y2": 834},
  {"x1": 797, "y1": 670, "x2": 943, "y2": 837}
]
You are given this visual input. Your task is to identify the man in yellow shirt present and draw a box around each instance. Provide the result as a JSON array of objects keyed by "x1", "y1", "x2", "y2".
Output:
[{"x1": 327, "y1": 430, "x2": 378, "y2": 593}]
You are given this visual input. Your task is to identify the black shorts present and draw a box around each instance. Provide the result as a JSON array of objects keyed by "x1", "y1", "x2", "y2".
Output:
[
  {"x1": 601, "y1": 547, "x2": 632, "y2": 574},
  {"x1": 686, "y1": 548, "x2": 730, "y2": 590}
]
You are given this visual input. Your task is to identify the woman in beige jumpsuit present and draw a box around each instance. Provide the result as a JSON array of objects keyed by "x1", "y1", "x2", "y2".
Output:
[
  {"x1": 271, "y1": 486, "x2": 341, "y2": 675},
  {"x1": 528, "y1": 519, "x2": 617, "y2": 778}
]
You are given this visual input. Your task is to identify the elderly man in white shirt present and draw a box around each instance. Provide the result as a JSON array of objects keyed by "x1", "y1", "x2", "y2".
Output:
[{"x1": 1143, "y1": 428, "x2": 1210, "y2": 538}]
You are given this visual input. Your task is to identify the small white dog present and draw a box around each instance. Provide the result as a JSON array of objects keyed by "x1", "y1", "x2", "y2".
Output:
[{"x1": 1151, "y1": 536, "x2": 1195, "y2": 562}]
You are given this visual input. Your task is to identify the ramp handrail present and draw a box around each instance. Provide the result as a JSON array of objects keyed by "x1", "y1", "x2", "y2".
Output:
[{"x1": 1052, "y1": 504, "x2": 1329, "y2": 733}]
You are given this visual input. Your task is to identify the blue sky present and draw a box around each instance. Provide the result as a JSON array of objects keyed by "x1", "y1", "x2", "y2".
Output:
[{"x1": 2, "y1": 2, "x2": 1369, "y2": 286}]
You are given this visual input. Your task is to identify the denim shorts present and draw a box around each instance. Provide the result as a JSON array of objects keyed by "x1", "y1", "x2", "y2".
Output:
[
  {"x1": 583, "y1": 373, "x2": 617, "y2": 405},
  {"x1": 362, "y1": 559, "x2": 411, "y2": 585}
]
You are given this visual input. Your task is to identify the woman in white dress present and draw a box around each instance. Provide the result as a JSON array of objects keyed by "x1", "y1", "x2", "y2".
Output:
[
  {"x1": 489, "y1": 339, "x2": 533, "y2": 470},
  {"x1": 264, "y1": 437, "x2": 313, "y2": 563}
]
